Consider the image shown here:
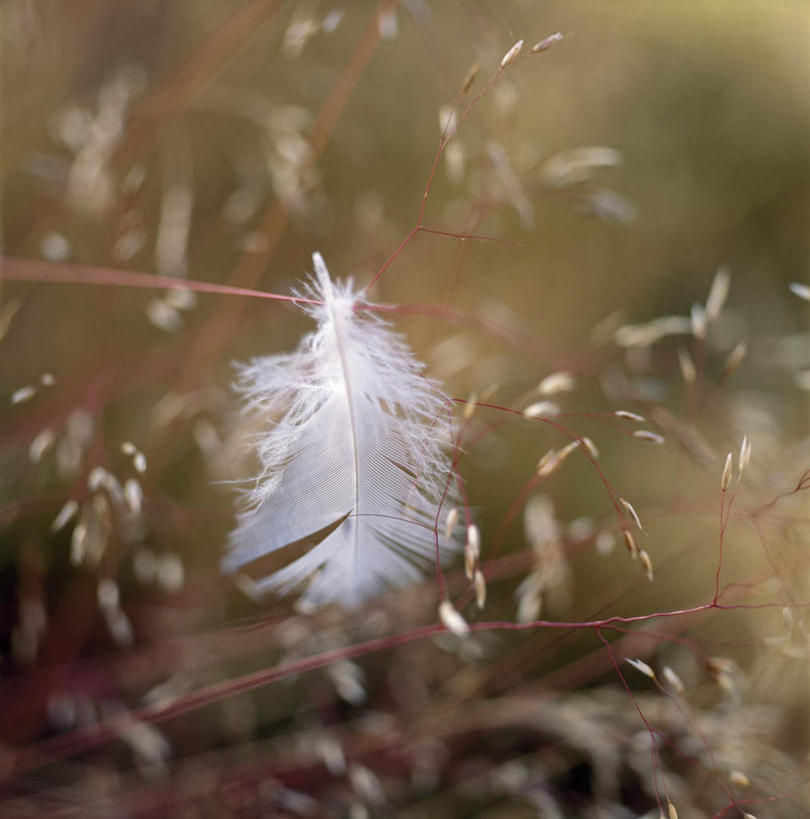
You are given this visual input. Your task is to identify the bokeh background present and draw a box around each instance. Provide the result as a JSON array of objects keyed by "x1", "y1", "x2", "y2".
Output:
[{"x1": 2, "y1": 1, "x2": 809, "y2": 816}]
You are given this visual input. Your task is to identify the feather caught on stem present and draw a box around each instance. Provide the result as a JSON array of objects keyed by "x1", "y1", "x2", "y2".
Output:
[{"x1": 223, "y1": 253, "x2": 462, "y2": 607}]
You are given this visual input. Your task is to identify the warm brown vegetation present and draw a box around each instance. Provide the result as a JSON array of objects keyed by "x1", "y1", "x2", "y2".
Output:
[{"x1": 2, "y1": 2, "x2": 809, "y2": 816}]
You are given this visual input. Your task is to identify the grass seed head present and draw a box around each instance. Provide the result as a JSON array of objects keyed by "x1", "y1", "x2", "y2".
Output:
[
  {"x1": 11, "y1": 385, "x2": 36, "y2": 405},
  {"x1": 516, "y1": 585, "x2": 541, "y2": 623},
  {"x1": 614, "y1": 410, "x2": 645, "y2": 422},
  {"x1": 739, "y1": 434, "x2": 752, "y2": 472},
  {"x1": 690, "y1": 302, "x2": 707, "y2": 339},
  {"x1": 788, "y1": 282, "x2": 810, "y2": 301},
  {"x1": 376, "y1": 8, "x2": 398, "y2": 41},
  {"x1": 721, "y1": 452, "x2": 733, "y2": 491},
  {"x1": 523, "y1": 400, "x2": 560, "y2": 419},
  {"x1": 531, "y1": 32, "x2": 564, "y2": 53},
  {"x1": 722, "y1": 341, "x2": 747, "y2": 379},
  {"x1": 728, "y1": 770, "x2": 750, "y2": 787},
  {"x1": 147, "y1": 298, "x2": 182, "y2": 333},
  {"x1": 474, "y1": 570, "x2": 486, "y2": 609},
  {"x1": 464, "y1": 542, "x2": 477, "y2": 580},
  {"x1": 500, "y1": 39, "x2": 524, "y2": 69},
  {"x1": 705, "y1": 266, "x2": 730, "y2": 321},
  {"x1": 623, "y1": 529, "x2": 638, "y2": 559},
  {"x1": 29, "y1": 428, "x2": 55, "y2": 463},
  {"x1": 536, "y1": 449, "x2": 560, "y2": 477},
  {"x1": 619, "y1": 497, "x2": 643, "y2": 530},
  {"x1": 633, "y1": 430, "x2": 665, "y2": 445},
  {"x1": 466, "y1": 524, "x2": 481, "y2": 558},
  {"x1": 579, "y1": 436, "x2": 599, "y2": 459},
  {"x1": 439, "y1": 600, "x2": 470, "y2": 636},
  {"x1": 626, "y1": 657, "x2": 656, "y2": 680},
  {"x1": 461, "y1": 62, "x2": 480, "y2": 94},
  {"x1": 662, "y1": 665, "x2": 685, "y2": 694},
  {"x1": 444, "y1": 507, "x2": 459, "y2": 540},
  {"x1": 438, "y1": 104, "x2": 457, "y2": 135},
  {"x1": 51, "y1": 499, "x2": 79, "y2": 532},
  {"x1": 124, "y1": 479, "x2": 143, "y2": 515},
  {"x1": 538, "y1": 371, "x2": 574, "y2": 395},
  {"x1": 638, "y1": 548, "x2": 654, "y2": 581},
  {"x1": 321, "y1": 9, "x2": 344, "y2": 34}
]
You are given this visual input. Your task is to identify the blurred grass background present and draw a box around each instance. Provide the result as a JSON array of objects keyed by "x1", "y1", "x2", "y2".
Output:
[{"x1": 2, "y1": 1, "x2": 809, "y2": 816}]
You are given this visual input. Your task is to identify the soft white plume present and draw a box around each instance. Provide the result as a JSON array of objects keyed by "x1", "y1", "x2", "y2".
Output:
[{"x1": 223, "y1": 253, "x2": 461, "y2": 607}]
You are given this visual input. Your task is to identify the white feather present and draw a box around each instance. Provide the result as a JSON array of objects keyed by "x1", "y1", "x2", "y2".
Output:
[{"x1": 223, "y1": 253, "x2": 461, "y2": 607}]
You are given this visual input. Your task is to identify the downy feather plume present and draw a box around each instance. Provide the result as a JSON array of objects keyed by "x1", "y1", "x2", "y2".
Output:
[{"x1": 223, "y1": 253, "x2": 461, "y2": 607}]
